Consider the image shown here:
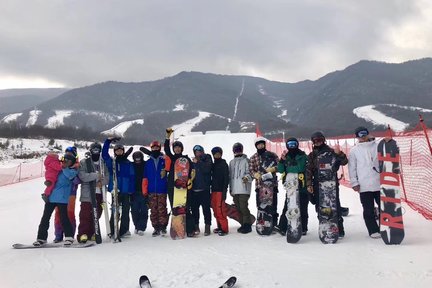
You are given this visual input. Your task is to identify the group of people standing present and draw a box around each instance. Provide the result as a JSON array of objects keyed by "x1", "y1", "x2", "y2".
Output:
[{"x1": 32, "y1": 125, "x2": 383, "y2": 246}]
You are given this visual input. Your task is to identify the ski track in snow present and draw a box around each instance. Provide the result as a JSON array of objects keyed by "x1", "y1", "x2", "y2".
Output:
[
  {"x1": 1, "y1": 113, "x2": 22, "y2": 123},
  {"x1": 171, "y1": 111, "x2": 211, "y2": 137},
  {"x1": 26, "y1": 109, "x2": 41, "y2": 127},
  {"x1": 101, "y1": 119, "x2": 144, "y2": 137},
  {"x1": 1, "y1": 132, "x2": 432, "y2": 288},
  {"x1": 45, "y1": 110, "x2": 73, "y2": 128},
  {"x1": 353, "y1": 105, "x2": 409, "y2": 131}
]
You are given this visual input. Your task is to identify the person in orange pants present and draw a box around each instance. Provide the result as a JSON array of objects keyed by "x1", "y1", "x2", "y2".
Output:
[{"x1": 210, "y1": 147, "x2": 230, "y2": 236}]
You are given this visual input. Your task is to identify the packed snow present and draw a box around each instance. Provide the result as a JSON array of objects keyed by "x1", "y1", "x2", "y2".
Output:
[
  {"x1": 1, "y1": 132, "x2": 431, "y2": 288},
  {"x1": 101, "y1": 119, "x2": 145, "y2": 137},
  {"x1": 173, "y1": 104, "x2": 185, "y2": 111},
  {"x1": 353, "y1": 105, "x2": 409, "y2": 132},
  {"x1": 171, "y1": 112, "x2": 211, "y2": 138}
]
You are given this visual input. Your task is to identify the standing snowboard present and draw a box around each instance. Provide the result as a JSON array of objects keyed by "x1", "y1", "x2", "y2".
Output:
[
  {"x1": 317, "y1": 151, "x2": 339, "y2": 244},
  {"x1": 284, "y1": 173, "x2": 302, "y2": 243},
  {"x1": 170, "y1": 157, "x2": 190, "y2": 240},
  {"x1": 225, "y1": 203, "x2": 256, "y2": 225},
  {"x1": 377, "y1": 138, "x2": 404, "y2": 245},
  {"x1": 85, "y1": 153, "x2": 102, "y2": 244},
  {"x1": 255, "y1": 151, "x2": 278, "y2": 236}
]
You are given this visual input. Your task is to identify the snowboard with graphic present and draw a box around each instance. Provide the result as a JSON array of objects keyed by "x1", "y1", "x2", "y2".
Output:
[
  {"x1": 255, "y1": 151, "x2": 278, "y2": 236},
  {"x1": 170, "y1": 157, "x2": 190, "y2": 240},
  {"x1": 284, "y1": 173, "x2": 302, "y2": 243},
  {"x1": 377, "y1": 138, "x2": 404, "y2": 245},
  {"x1": 317, "y1": 151, "x2": 339, "y2": 244}
]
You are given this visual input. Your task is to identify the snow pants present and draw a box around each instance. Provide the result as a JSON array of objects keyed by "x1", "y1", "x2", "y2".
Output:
[
  {"x1": 148, "y1": 193, "x2": 169, "y2": 229},
  {"x1": 211, "y1": 191, "x2": 228, "y2": 233},
  {"x1": 131, "y1": 194, "x2": 148, "y2": 232},
  {"x1": 233, "y1": 194, "x2": 252, "y2": 225},
  {"x1": 37, "y1": 202, "x2": 73, "y2": 241},
  {"x1": 190, "y1": 190, "x2": 212, "y2": 226},
  {"x1": 53, "y1": 195, "x2": 76, "y2": 241},
  {"x1": 359, "y1": 191, "x2": 380, "y2": 235},
  {"x1": 77, "y1": 194, "x2": 103, "y2": 240}
]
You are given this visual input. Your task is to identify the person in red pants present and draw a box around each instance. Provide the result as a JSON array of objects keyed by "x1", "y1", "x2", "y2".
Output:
[{"x1": 210, "y1": 147, "x2": 230, "y2": 236}]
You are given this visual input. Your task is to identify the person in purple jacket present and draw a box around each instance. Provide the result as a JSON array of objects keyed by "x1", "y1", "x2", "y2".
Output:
[{"x1": 33, "y1": 153, "x2": 78, "y2": 247}]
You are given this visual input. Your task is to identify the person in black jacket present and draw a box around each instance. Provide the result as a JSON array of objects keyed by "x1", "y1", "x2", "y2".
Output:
[
  {"x1": 130, "y1": 151, "x2": 148, "y2": 236},
  {"x1": 210, "y1": 147, "x2": 230, "y2": 236},
  {"x1": 190, "y1": 144, "x2": 213, "y2": 236}
]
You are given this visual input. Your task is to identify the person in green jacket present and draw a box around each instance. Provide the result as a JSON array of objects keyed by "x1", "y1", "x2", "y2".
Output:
[{"x1": 275, "y1": 137, "x2": 309, "y2": 236}]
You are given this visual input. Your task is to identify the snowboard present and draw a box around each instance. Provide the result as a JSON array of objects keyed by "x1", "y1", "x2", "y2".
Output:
[
  {"x1": 317, "y1": 151, "x2": 339, "y2": 244},
  {"x1": 226, "y1": 203, "x2": 256, "y2": 225},
  {"x1": 13, "y1": 242, "x2": 95, "y2": 249},
  {"x1": 139, "y1": 275, "x2": 236, "y2": 288},
  {"x1": 85, "y1": 154, "x2": 102, "y2": 244},
  {"x1": 255, "y1": 151, "x2": 278, "y2": 236},
  {"x1": 284, "y1": 173, "x2": 302, "y2": 243},
  {"x1": 170, "y1": 157, "x2": 190, "y2": 240},
  {"x1": 377, "y1": 138, "x2": 404, "y2": 245}
]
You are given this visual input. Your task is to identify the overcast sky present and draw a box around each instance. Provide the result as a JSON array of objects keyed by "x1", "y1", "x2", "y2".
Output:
[{"x1": 0, "y1": 0, "x2": 431, "y2": 89}]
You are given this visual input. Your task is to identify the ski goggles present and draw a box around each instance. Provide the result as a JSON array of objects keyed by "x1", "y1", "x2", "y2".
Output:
[
  {"x1": 90, "y1": 147, "x2": 101, "y2": 154},
  {"x1": 193, "y1": 145, "x2": 204, "y2": 152},
  {"x1": 356, "y1": 130, "x2": 369, "y2": 138},
  {"x1": 312, "y1": 137, "x2": 325, "y2": 144},
  {"x1": 286, "y1": 140, "x2": 299, "y2": 149}
]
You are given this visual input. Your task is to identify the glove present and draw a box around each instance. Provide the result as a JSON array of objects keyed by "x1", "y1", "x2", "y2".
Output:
[
  {"x1": 352, "y1": 185, "x2": 360, "y2": 192},
  {"x1": 44, "y1": 180, "x2": 52, "y2": 187},
  {"x1": 187, "y1": 179, "x2": 193, "y2": 190},
  {"x1": 160, "y1": 170, "x2": 166, "y2": 178},
  {"x1": 166, "y1": 128, "x2": 174, "y2": 139},
  {"x1": 265, "y1": 167, "x2": 276, "y2": 173},
  {"x1": 242, "y1": 176, "x2": 249, "y2": 184},
  {"x1": 254, "y1": 172, "x2": 261, "y2": 181},
  {"x1": 307, "y1": 185, "x2": 314, "y2": 194},
  {"x1": 281, "y1": 150, "x2": 288, "y2": 161}
]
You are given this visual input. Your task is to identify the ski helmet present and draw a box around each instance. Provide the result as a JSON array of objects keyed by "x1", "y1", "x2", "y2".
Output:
[
  {"x1": 193, "y1": 145, "x2": 204, "y2": 153},
  {"x1": 65, "y1": 146, "x2": 78, "y2": 157},
  {"x1": 150, "y1": 140, "x2": 161, "y2": 149},
  {"x1": 286, "y1": 137, "x2": 299, "y2": 149},
  {"x1": 89, "y1": 142, "x2": 102, "y2": 154},
  {"x1": 354, "y1": 126, "x2": 369, "y2": 138},
  {"x1": 113, "y1": 143, "x2": 124, "y2": 152},
  {"x1": 232, "y1": 142, "x2": 243, "y2": 153},
  {"x1": 311, "y1": 131, "x2": 325, "y2": 143},
  {"x1": 132, "y1": 151, "x2": 144, "y2": 162},
  {"x1": 211, "y1": 146, "x2": 223, "y2": 155},
  {"x1": 63, "y1": 153, "x2": 77, "y2": 166},
  {"x1": 172, "y1": 141, "x2": 183, "y2": 150},
  {"x1": 254, "y1": 137, "x2": 266, "y2": 148}
]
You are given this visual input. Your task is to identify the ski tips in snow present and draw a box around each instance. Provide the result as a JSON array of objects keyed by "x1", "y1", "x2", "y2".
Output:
[
  {"x1": 219, "y1": 276, "x2": 237, "y2": 288},
  {"x1": 139, "y1": 275, "x2": 152, "y2": 288}
]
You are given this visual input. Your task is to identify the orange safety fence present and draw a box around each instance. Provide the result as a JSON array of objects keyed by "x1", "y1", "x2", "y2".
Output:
[{"x1": 264, "y1": 117, "x2": 432, "y2": 221}]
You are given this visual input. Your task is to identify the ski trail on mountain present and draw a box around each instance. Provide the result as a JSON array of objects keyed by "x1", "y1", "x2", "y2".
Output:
[{"x1": 226, "y1": 79, "x2": 245, "y2": 130}]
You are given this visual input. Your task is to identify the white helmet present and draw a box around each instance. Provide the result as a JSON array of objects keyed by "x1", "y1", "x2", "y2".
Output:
[{"x1": 254, "y1": 136, "x2": 266, "y2": 147}]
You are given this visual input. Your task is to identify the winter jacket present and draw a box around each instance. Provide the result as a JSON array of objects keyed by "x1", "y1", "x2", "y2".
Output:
[
  {"x1": 44, "y1": 153, "x2": 62, "y2": 195},
  {"x1": 78, "y1": 157, "x2": 109, "y2": 202},
  {"x1": 249, "y1": 150, "x2": 279, "y2": 189},
  {"x1": 348, "y1": 140, "x2": 381, "y2": 192},
  {"x1": 191, "y1": 153, "x2": 213, "y2": 192},
  {"x1": 277, "y1": 149, "x2": 308, "y2": 194},
  {"x1": 211, "y1": 158, "x2": 229, "y2": 198},
  {"x1": 306, "y1": 144, "x2": 348, "y2": 188},
  {"x1": 229, "y1": 154, "x2": 252, "y2": 195},
  {"x1": 143, "y1": 154, "x2": 167, "y2": 194},
  {"x1": 164, "y1": 139, "x2": 193, "y2": 191},
  {"x1": 102, "y1": 139, "x2": 135, "y2": 194},
  {"x1": 48, "y1": 167, "x2": 78, "y2": 204}
]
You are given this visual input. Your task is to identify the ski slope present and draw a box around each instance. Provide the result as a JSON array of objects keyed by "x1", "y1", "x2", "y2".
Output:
[{"x1": 1, "y1": 132, "x2": 432, "y2": 288}]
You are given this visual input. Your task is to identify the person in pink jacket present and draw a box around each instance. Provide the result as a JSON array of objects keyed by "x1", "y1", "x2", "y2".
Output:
[{"x1": 42, "y1": 152, "x2": 63, "y2": 202}]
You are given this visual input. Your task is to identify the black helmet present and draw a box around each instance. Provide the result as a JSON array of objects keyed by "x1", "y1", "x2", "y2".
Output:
[
  {"x1": 89, "y1": 142, "x2": 102, "y2": 154},
  {"x1": 211, "y1": 146, "x2": 223, "y2": 155},
  {"x1": 172, "y1": 141, "x2": 183, "y2": 150},
  {"x1": 354, "y1": 126, "x2": 369, "y2": 138},
  {"x1": 232, "y1": 142, "x2": 243, "y2": 153},
  {"x1": 132, "y1": 151, "x2": 144, "y2": 162},
  {"x1": 286, "y1": 137, "x2": 299, "y2": 149},
  {"x1": 311, "y1": 131, "x2": 325, "y2": 142}
]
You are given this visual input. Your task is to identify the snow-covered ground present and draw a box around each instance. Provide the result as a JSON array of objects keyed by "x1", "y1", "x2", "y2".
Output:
[
  {"x1": 1, "y1": 113, "x2": 22, "y2": 123},
  {"x1": 353, "y1": 105, "x2": 409, "y2": 132},
  {"x1": 1, "y1": 132, "x2": 432, "y2": 288},
  {"x1": 45, "y1": 110, "x2": 74, "y2": 128},
  {"x1": 171, "y1": 112, "x2": 211, "y2": 138},
  {"x1": 101, "y1": 119, "x2": 145, "y2": 137},
  {"x1": 26, "y1": 109, "x2": 42, "y2": 127}
]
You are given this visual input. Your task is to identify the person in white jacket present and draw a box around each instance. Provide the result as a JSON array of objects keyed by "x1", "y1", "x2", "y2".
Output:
[{"x1": 348, "y1": 126, "x2": 381, "y2": 239}]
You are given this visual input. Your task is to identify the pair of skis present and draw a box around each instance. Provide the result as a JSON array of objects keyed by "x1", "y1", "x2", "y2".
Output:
[{"x1": 139, "y1": 275, "x2": 236, "y2": 288}]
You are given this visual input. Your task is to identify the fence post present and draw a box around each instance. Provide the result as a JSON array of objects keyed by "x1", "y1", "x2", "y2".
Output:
[
  {"x1": 419, "y1": 114, "x2": 432, "y2": 156},
  {"x1": 18, "y1": 163, "x2": 22, "y2": 182}
]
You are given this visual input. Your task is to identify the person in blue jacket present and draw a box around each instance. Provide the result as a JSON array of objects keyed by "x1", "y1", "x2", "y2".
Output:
[
  {"x1": 142, "y1": 140, "x2": 168, "y2": 236},
  {"x1": 102, "y1": 137, "x2": 135, "y2": 238},
  {"x1": 33, "y1": 153, "x2": 78, "y2": 247}
]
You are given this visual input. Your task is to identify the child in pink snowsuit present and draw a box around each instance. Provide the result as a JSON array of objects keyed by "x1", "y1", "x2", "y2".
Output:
[{"x1": 43, "y1": 152, "x2": 63, "y2": 201}]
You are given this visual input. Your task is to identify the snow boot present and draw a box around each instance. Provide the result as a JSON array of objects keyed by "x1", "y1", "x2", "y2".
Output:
[{"x1": 204, "y1": 224, "x2": 211, "y2": 236}]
